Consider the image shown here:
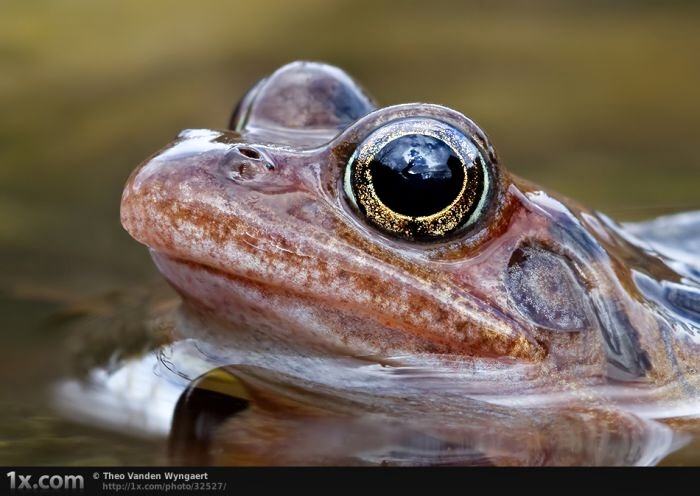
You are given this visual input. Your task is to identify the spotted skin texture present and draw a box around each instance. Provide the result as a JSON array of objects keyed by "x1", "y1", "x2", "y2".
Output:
[{"x1": 121, "y1": 61, "x2": 700, "y2": 404}]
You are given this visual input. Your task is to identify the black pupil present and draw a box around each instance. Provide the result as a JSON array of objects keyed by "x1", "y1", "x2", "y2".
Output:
[{"x1": 369, "y1": 134, "x2": 464, "y2": 217}]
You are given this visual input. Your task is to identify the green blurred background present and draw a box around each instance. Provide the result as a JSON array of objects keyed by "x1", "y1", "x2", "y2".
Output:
[{"x1": 1, "y1": 0, "x2": 699, "y2": 464}]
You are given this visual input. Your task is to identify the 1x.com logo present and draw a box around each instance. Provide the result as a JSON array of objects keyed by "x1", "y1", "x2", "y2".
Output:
[{"x1": 6, "y1": 472, "x2": 84, "y2": 491}]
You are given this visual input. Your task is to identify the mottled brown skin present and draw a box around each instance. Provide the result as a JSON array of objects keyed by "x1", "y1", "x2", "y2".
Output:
[{"x1": 121, "y1": 61, "x2": 700, "y2": 398}]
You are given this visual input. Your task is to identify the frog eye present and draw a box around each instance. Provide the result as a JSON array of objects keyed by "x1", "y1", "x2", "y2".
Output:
[{"x1": 344, "y1": 118, "x2": 492, "y2": 241}]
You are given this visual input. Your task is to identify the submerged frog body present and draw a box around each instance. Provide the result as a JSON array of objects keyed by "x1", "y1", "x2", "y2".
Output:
[{"x1": 68, "y1": 62, "x2": 700, "y2": 465}]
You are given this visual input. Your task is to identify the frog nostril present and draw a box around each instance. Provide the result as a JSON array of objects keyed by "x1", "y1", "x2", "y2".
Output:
[
  {"x1": 225, "y1": 146, "x2": 275, "y2": 180},
  {"x1": 237, "y1": 146, "x2": 262, "y2": 160},
  {"x1": 231, "y1": 162, "x2": 259, "y2": 181}
]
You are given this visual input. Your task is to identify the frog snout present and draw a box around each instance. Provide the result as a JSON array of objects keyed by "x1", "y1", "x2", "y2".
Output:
[{"x1": 223, "y1": 145, "x2": 275, "y2": 183}]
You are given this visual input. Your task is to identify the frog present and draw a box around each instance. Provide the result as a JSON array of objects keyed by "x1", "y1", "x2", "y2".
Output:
[{"x1": 67, "y1": 61, "x2": 700, "y2": 465}]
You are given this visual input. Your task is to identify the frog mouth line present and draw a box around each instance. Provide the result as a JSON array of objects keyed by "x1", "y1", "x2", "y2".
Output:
[{"x1": 149, "y1": 250, "x2": 543, "y2": 360}]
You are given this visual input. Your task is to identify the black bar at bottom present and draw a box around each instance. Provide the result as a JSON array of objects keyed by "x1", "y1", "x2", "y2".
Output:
[{"x1": 2, "y1": 466, "x2": 697, "y2": 495}]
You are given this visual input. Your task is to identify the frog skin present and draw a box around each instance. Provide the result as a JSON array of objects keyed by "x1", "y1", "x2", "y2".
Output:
[{"x1": 121, "y1": 60, "x2": 700, "y2": 394}]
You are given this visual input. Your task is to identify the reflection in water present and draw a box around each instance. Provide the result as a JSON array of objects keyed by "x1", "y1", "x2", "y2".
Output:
[
  {"x1": 188, "y1": 366, "x2": 692, "y2": 465},
  {"x1": 170, "y1": 365, "x2": 680, "y2": 466},
  {"x1": 56, "y1": 340, "x2": 686, "y2": 466},
  {"x1": 169, "y1": 369, "x2": 249, "y2": 465}
]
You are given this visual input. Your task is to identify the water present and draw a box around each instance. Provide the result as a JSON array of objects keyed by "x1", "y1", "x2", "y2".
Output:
[
  {"x1": 48, "y1": 330, "x2": 700, "y2": 465},
  {"x1": 2, "y1": 0, "x2": 700, "y2": 465}
]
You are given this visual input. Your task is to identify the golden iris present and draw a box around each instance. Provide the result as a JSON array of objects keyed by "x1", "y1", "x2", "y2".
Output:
[{"x1": 345, "y1": 118, "x2": 490, "y2": 240}]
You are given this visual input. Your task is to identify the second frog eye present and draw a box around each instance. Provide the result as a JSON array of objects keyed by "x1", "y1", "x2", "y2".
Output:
[{"x1": 344, "y1": 118, "x2": 492, "y2": 241}]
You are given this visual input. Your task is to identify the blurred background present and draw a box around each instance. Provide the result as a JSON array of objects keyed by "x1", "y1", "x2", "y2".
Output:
[{"x1": 1, "y1": 0, "x2": 699, "y2": 464}]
